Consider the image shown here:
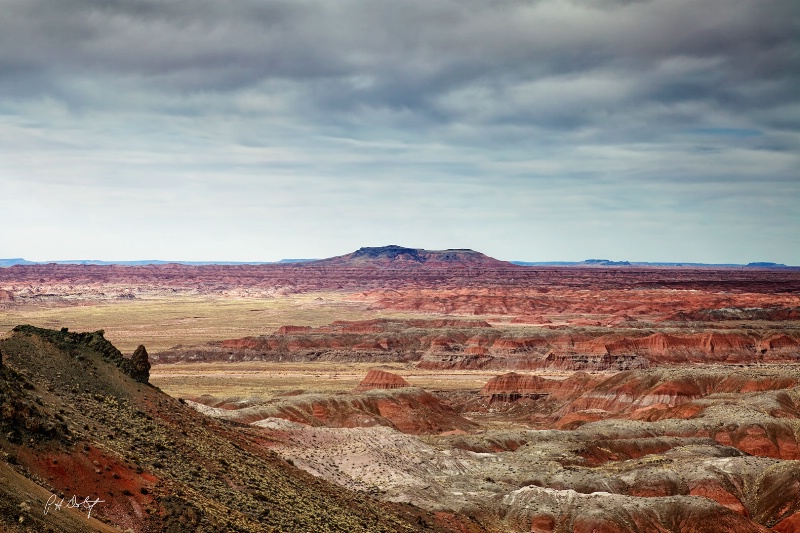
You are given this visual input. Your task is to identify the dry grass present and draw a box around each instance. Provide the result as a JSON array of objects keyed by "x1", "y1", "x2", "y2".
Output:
[
  {"x1": 149, "y1": 361, "x2": 573, "y2": 399},
  {"x1": 0, "y1": 292, "x2": 426, "y2": 353},
  {"x1": 3, "y1": 292, "x2": 589, "y2": 403}
]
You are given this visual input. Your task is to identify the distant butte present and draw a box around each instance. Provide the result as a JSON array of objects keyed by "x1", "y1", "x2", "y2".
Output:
[
  {"x1": 310, "y1": 245, "x2": 518, "y2": 268},
  {"x1": 354, "y1": 369, "x2": 412, "y2": 392}
]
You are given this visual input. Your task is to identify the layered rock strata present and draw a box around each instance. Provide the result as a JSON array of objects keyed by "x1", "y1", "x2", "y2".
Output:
[
  {"x1": 154, "y1": 319, "x2": 800, "y2": 370},
  {"x1": 354, "y1": 369, "x2": 411, "y2": 392}
]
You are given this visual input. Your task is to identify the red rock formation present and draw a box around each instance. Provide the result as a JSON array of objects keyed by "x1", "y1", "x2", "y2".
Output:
[
  {"x1": 341, "y1": 323, "x2": 384, "y2": 333},
  {"x1": 757, "y1": 334, "x2": 799, "y2": 353},
  {"x1": 277, "y1": 325, "x2": 313, "y2": 334},
  {"x1": 464, "y1": 346, "x2": 489, "y2": 355},
  {"x1": 547, "y1": 371, "x2": 598, "y2": 399},
  {"x1": 286, "y1": 338, "x2": 316, "y2": 352},
  {"x1": 689, "y1": 480, "x2": 748, "y2": 516},
  {"x1": 510, "y1": 315, "x2": 551, "y2": 324},
  {"x1": 416, "y1": 353, "x2": 495, "y2": 370},
  {"x1": 220, "y1": 336, "x2": 281, "y2": 350},
  {"x1": 555, "y1": 410, "x2": 610, "y2": 429},
  {"x1": 556, "y1": 370, "x2": 800, "y2": 421},
  {"x1": 711, "y1": 423, "x2": 800, "y2": 459},
  {"x1": 407, "y1": 319, "x2": 492, "y2": 328},
  {"x1": 774, "y1": 514, "x2": 800, "y2": 533},
  {"x1": 582, "y1": 331, "x2": 758, "y2": 360},
  {"x1": 490, "y1": 337, "x2": 549, "y2": 352},
  {"x1": 480, "y1": 372, "x2": 552, "y2": 402},
  {"x1": 465, "y1": 333, "x2": 499, "y2": 347},
  {"x1": 160, "y1": 316, "x2": 800, "y2": 372},
  {"x1": 354, "y1": 369, "x2": 411, "y2": 392},
  {"x1": 225, "y1": 388, "x2": 478, "y2": 435},
  {"x1": 503, "y1": 486, "x2": 772, "y2": 533}
]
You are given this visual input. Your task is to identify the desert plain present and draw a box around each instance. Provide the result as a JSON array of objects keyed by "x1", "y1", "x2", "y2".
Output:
[{"x1": 1, "y1": 246, "x2": 800, "y2": 532}]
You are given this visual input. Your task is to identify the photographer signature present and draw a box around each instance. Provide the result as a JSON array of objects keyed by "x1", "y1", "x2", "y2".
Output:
[{"x1": 44, "y1": 493, "x2": 105, "y2": 519}]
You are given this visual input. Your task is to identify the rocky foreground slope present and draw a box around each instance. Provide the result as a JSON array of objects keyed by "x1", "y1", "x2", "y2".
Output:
[{"x1": 0, "y1": 326, "x2": 469, "y2": 533}]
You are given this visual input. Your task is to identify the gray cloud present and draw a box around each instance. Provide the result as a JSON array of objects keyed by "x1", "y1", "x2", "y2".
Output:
[
  {"x1": 2, "y1": 1, "x2": 796, "y2": 136},
  {"x1": 0, "y1": 0, "x2": 798, "y2": 263}
]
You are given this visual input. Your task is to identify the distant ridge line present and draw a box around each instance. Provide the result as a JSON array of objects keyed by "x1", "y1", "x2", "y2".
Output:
[
  {"x1": 0, "y1": 247, "x2": 796, "y2": 270},
  {"x1": 511, "y1": 260, "x2": 797, "y2": 269}
]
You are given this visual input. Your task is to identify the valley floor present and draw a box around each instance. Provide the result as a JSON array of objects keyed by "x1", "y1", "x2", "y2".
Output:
[{"x1": 1, "y1": 264, "x2": 799, "y2": 531}]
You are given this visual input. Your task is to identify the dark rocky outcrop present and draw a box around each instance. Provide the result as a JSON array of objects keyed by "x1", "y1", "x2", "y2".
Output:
[
  {"x1": 11, "y1": 325, "x2": 151, "y2": 384},
  {"x1": 130, "y1": 344, "x2": 151, "y2": 383}
]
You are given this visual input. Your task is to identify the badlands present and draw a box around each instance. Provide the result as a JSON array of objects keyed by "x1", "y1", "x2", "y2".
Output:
[{"x1": 1, "y1": 245, "x2": 800, "y2": 532}]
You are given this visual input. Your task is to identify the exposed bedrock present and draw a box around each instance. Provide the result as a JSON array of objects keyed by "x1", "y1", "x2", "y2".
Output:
[
  {"x1": 153, "y1": 318, "x2": 800, "y2": 369},
  {"x1": 558, "y1": 369, "x2": 800, "y2": 413},
  {"x1": 260, "y1": 419, "x2": 800, "y2": 532},
  {"x1": 500, "y1": 486, "x2": 771, "y2": 533},
  {"x1": 178, "y1": 362, "x2": 800, "y2": 532},
  {"x1": 191, "y1": 387, "x2": 477, "y2": 435}
]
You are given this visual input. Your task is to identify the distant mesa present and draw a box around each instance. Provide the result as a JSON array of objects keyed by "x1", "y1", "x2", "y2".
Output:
[
  {"x1": 353, "y1": 246, "x2": 424, "y2": 261},
  {"x1": 312, "y1": 245, "x2": 517, "y2": 268},
  {"x1": 582, "y1": 259, "x2": 631, "y2": 266},
  {"x1": 511, "y1": 259, "x2": 634, "y2": 267},
  {"x1": 512, "y1": 259, "x2": 798, "y2": 268},
  {"x1": 354, "y1": 369, "x2": 411, "y2": 392},
  {"x1": 747, "y1": 262, "x2": 787, "y2": 268},
  {"x1": 0, "y1": 258, "x2": 36, "y2": 267},
  {"x1": 277, "y1": 258, "x2": 317, "y2": 263}
]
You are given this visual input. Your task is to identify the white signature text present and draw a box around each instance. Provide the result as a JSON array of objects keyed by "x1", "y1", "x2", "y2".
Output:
[{"x1": 44, "y1": 493, "x2": 105, "y2": 519}]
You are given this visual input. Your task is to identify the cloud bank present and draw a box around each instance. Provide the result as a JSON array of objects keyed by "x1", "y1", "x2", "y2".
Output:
[{"x1": 1, "y1": 0, "x2": 798, "y2": 262}]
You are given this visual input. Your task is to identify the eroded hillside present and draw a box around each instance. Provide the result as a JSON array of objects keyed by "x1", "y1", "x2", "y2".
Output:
[
  {"x1": 0, "y1": 326, "x2": 473, "y2": 532},
  {"x1": 189, "y1": 366, "x2": 800, "y2": 532}
]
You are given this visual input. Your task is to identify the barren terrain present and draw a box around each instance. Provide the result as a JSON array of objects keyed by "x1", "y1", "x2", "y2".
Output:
[{"x1": 1, "y1": 247, "x2": 799, "y2": 532}]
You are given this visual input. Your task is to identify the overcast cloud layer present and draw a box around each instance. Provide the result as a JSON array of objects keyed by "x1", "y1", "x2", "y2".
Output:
[{"x1": 1, "y1": 0, "x2": 798, "y2": 263}]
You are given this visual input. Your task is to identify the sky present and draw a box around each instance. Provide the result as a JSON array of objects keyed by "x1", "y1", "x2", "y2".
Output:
[{"x1": 1, "y1": 0, "x2": 798, "y2": 264}]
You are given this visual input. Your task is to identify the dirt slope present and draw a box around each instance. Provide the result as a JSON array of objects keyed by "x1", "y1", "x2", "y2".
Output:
[{"x1": 0, "y1": 325, "x2": 470, "y2": 533}]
